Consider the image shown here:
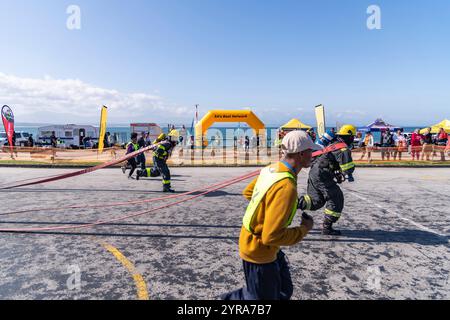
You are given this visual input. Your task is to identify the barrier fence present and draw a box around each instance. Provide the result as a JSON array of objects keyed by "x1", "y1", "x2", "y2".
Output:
[{"x1": 1, "y1": 144, "x2": 450, "y2": 166}]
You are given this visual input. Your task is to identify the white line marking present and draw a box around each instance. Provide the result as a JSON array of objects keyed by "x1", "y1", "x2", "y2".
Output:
[
  {"x1": 350, "y1": 191, "x2": 447, "y2": 238},
  {"x1": 299, "y1": 169, "x2": 448, "y2": 239}
]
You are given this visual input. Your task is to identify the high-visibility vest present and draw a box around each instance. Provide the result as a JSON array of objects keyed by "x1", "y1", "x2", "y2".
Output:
[
  {"x1": 127, "y1": 142, "x2": 139, "y2": 152},
  {"x1": 242, "y1": 164, "x2": 298, "y2": 234}
]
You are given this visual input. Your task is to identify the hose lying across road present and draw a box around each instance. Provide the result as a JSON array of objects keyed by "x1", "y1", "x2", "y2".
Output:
[
  {"x1": 0, "y1": 144, "x2": 158, "y2": 190},
  {"x1": 0, "y1": 170, "x2": 260, "y2": 233},
  {"x1": 0, "y1": 170, "x2": 260, "y2": 217},
  {"x1": 0, "y1": 173, "x2": 67, "y2": 189},
  {"x1": 0, "y1": 142, "x2": 343, "y2": 233}
]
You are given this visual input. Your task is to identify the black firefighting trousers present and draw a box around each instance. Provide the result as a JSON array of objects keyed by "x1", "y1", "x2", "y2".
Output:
[
  {"x1": 298, "y1": 169, "x2": 344, "y2": 223},
  {"x1": 143, "y1": 156, "x2": 171, "y2": 188}
]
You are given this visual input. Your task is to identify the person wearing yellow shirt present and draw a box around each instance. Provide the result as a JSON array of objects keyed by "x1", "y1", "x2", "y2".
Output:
[{"x1": 222, "y1": 130, "x2": 319, "y2": 300}]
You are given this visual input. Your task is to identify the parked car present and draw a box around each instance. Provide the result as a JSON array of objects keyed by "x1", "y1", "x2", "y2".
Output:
[
  {"x1": 0, "y1": 132, "x2": 7, "y2": 145},
  {"x1": 0, "y1": 131, "x2": 32, "y2": 146}
]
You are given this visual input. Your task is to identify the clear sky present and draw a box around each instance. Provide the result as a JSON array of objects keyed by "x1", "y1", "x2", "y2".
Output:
[{"x1": 0, "y1": 0, "x2": 449, "y2": 126}]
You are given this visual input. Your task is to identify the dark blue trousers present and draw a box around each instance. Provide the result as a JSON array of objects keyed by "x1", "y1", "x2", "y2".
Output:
[
  {"x1": 137, "y1": 153, "x2": 146, "y2": 170},
  {"x1": 222, "y1": 250, "x2": 293, "y2": 300}
]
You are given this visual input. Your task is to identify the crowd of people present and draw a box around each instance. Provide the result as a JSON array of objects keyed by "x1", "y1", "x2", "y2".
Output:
[{"x1": 358, "y1": 127, "x2": 449, "y2": 162}]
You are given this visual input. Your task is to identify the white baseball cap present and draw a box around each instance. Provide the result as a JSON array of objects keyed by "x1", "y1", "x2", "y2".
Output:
[{"x1": 281, "y1": 130, "x2": 321, "y2": 154}]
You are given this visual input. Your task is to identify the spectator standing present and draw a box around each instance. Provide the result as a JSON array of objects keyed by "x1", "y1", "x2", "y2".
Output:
[
  {"x1": 355, "y1": 132, "x2": 363, "y2": 148},
  {"x1": 179, "y1": 125, "x2": 187, "y2": 147},
  {"x1": 244, "y1": 136, "x2": 250, "y2": 152},
  {"x1": 50, "y1": 131, "x2": 57, "y2": 148},
  {"x1": 9, "y1": 131, "x2": 18, "y2": 158},
  {"x1": 446, "y1": 137, "x2": 450, "y2": 156},
  {"x1": 210, "y1": 135, "x2": 216, "y2": 157},
  {"x1": 410, "y1": 129, "x2": 422, "y2": 160},
  {"x1": 359, "y1": 131, "x2": 374, "y2": 162},
  {"x1": 393, "y1": 130, "x2": 406, "y2": 161},
  {"x1": 190, "y1": 135, "x2": 195, "y2": 150},
  {"x1": 144, "y1": 132, "x2": 151, "y2": 146},
  {"x1": 251, "y1": 136, "x2": 257, "y2": 153},
  {"x1": 28, "y1": 134, "x2": 34, "y2": 147},
  {"x1": 106, "y1": 132, "x2": 112, "y2": 148},
  {"x1": 380, "y1": 130, "x2": 394, "y2": 161},
  {"x1": 421, "y1": 128, "x2": 433, "y2": 161},
  {"x1": 436, "y1": 128, "x2": 448, "y2": 161},
  {"x1": 83, "y1": 136, "x2": 91, "y2": 148},
  {"x1": 436, "y1": 128, "x2": 448, "y2": 145}
]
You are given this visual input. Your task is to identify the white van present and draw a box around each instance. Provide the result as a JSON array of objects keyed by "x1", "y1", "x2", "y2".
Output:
[
  {"x1": 0, "y1": 131, "x2": 32, "y2": 146},
  {"x1": 37, "y1": 124, "x2": 99, "y2": 148}
]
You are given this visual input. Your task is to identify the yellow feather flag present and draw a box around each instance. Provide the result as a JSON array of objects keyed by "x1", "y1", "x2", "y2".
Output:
[
  {"x1": 315, "y1": 104, "x2": 326, "y2": 138},
  {"x1": 98, "y1": 106, "x2": 108, "y2": 153}
]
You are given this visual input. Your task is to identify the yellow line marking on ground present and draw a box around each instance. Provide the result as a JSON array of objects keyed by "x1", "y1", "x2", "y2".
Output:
[{"x1": 102, "y1": 242, "x2": 149, "y2": 300}]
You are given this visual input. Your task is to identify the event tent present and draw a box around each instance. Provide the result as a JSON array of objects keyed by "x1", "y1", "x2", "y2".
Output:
[
  {"x1": 358, "y1": 118, "x2": 402, "y2": 132},
  {"x1": 280, "y1": 118, "x2": 312, "y2": 130},
  {"x1": 420, "y1": 119, "x2": 450, "y2": 134}
]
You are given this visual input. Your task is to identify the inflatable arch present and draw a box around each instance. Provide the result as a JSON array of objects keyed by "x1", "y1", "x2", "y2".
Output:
[{"x1": 195, "y1": 110, "x2": 266, "y2": 147}]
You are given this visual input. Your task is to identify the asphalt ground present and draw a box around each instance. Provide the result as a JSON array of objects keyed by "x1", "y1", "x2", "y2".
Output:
[{"x1": 0, "y1": 167, "x2": 449, "y2": 300}]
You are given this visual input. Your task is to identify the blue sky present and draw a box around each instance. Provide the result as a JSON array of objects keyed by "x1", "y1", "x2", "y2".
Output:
[{"x1": 0, "y1": 0, "x2": 449, "y2": 126}]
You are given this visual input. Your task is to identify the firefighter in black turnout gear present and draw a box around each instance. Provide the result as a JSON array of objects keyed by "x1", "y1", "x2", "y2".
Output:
[
  {"x1": 298, "y1": 125, "x2": 357, "y2": 236},
  {"x1": 121, "y1": 132, "x2": 139, "y2": 179},
  {"x1": 136, "y1": 131, "x2": 178, "y2": 193}
]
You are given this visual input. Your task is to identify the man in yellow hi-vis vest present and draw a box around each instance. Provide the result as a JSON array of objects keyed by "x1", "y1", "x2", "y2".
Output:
[{"x1": 222, "y1": 130, "x2": 320, "y2": 300}]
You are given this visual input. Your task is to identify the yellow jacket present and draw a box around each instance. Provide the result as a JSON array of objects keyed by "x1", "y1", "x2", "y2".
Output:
[{"x1": 239, "y1": 162, "x2": 310, "y2": 264}]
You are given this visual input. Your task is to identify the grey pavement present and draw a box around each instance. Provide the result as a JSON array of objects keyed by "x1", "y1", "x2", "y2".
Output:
[{"x1": 0, "y1": 167, "x2": 449, "y2": 300}]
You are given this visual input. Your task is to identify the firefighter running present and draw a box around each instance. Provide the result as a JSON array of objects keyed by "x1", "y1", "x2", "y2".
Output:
[
  {"x1": 121, "y1": 132, "x2": 139, "y2": 179},
  {"x1": 298, "y1": 125, "x2": 357, "y2": 236},
  {"x1": 136, "y1": 130, "x2": 178, "y2": 193}
]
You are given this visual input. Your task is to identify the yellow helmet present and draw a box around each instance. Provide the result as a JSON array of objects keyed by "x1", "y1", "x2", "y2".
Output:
[
  {"x1": 168, "y1": 129, "x2": 180, "y2": 143},
  {"x1": 337, "y1": 124, "x2": 357, "y2": 136},
  {"x1": 153, "y1": 133, "x2": 167, "y2": 144},
  {"x1": 168, "y1": 129, "x2": 179, "y2": 137}
]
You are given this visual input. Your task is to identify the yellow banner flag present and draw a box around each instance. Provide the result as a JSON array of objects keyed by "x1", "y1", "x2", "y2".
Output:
[
  {"x1": 98, "y1": 106, "x2": 108, "y2": 153},
  {"x1": 315, "y1": 104, "x2": 326, "y2": 138}
]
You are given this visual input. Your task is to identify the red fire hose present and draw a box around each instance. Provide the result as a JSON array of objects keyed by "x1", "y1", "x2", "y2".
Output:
[
  {"x1": 0, "y1": 170, "x2": 260, "y2": 217},
  {"x1": 0, "y1": 142, "x2": 346, "y2": 232},
  {"x1": 0, "y1": 170, "x2": 259, "y2": 233}
]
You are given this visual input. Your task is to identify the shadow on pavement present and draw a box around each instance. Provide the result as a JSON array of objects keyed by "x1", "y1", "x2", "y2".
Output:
[
  {"x1": 0, "y1": 222, "x2": 447, "y2": 245},
  {"x1": 308, "y1": 229, "x2": 449, "y2": 246}
]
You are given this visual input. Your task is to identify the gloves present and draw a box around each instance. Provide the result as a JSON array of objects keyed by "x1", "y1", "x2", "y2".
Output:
[
  {"x1": 302, "y1": 212, "x2": 312, "y2": 220},
  {"x1": 301, "y1": 212, "x2": 314, "y2": 231},
  {"x1": 347, "y1": 174, "x2": 355, "y2": 182},
  {"x1": 334, "y1": 171, "x2": 345, "y2": 184}
]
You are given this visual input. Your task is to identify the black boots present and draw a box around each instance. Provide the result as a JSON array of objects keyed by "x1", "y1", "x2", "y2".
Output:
[
  {"x1": 322, "y1": 219, "x2": 341, "y2": 236},
  {"x1": 163, "y1": 185, "x2": 175, "y2": 193}
]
